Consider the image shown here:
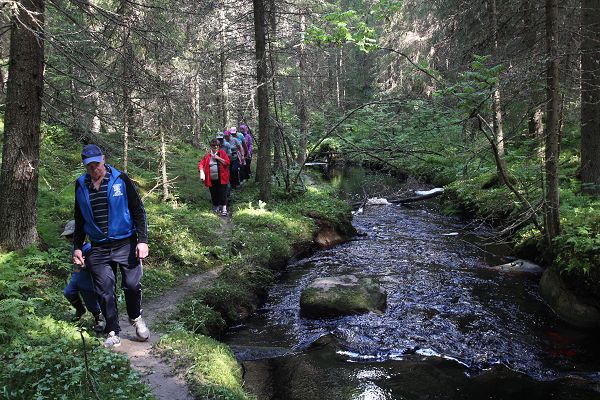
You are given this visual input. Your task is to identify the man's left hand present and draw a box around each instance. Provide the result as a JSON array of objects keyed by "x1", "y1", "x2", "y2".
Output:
[{"x1": 136, "y1": 242, "x2": 149, "y2": 259}]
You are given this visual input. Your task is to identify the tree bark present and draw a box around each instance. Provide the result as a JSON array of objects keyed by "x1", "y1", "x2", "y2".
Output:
[
  {"x1": 160, "y1": 119, "x2": 169, "y2": 202},
  {"x1": 581, "y1": 0, "x2": 600, "y2": 195},
  {"x1": 121, "y1": 0, "x2": 135, "y2": 173},
  {"x1": 0, "y1": 0, "x2": 45, "y2": 249},
  {"x1": 253, "y1": 0, "x2": 271, "y2": 200},
  {"x1": 490, "y1": 0, "x2": 508, "y2": 182},
  {"x1": 544, "y1": 0, "x2": 561, "y2": 243},
  {"x1": 296, "y1": 11, "x2": 308, "y2": 165},
  {"x1": 191, "y1": 74, "x2": 201, "y2": 148},
  {"x1": 219, "y1": 3, "x2": 229, "y2": 127}
]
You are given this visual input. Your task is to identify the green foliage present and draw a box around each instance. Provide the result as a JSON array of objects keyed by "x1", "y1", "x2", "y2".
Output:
[
  {"x1": 0, "y1": 302, "x2": 154, "y2": 400},
  {"x1": 197, "y1": 282, "x2": 256, "y2": 324},
  {"x1": 156, "y1": 331, "x2": 249, "y2": 400},
  {"x1": 370, "y1": 0, "x2": 403, "y2": 19},
  {"x1": 149, "y1": 202, "x2": 224, "y2": 268},
  {"x1": 443, "y1": 55, "x2": 505, "y2": 116},
  {"x1": 0, "y1": 247, "x2": 68, "y2": 300},
  {"x1": 306, "y1": 9, "x2": 377, "y2": 52},
  {"x1": 554, "y1": 195, "x2": 600, "y2": 275},
  {"x1": 173, "y1": 300, "x2": 227, "y2": 338}
]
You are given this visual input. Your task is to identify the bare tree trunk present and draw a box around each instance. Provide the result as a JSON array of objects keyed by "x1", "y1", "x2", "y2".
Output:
[
  {"x1": 90, "y1": 83, "x2": 102, "y2": 136},
  {"x1": 0, "y1": 45, "x2": 5, "y2": 94},
  {"x1": 191, "y1": 74, "x2": 201, "y2": 148},
  {"x1": 337, "y1": 46, "x2": 344, "y2": 110},
  {"x1": 121, "y1": 0, "x2": 135, "y2": 173},
  {"x1": 160, "y1": 118, "x2": 169, "y2": 201},
  {"x1": 0, "y1": 0, "x2": 44, "y2": 249},
  {"x1": 491, "y1": 0, "x2": 508, "y2": 182},
  {"x1": 335, "y1": 48, "x2": 341, "y2": 108},
  {"x1": 581, "y1": 0, "x2": 600, "y2": 195},
  {"x1": 219, "y1": 3, "x2": 229, "y2": 127},
  {"x1": 268, "y1": 0, "x2": 283, "y2": 172},
  {"x1": 296, "y1": 11, "x2": 308, "y2": 165},
  {"x1": 253, "y1": 0, "x2": 271, "y2": 200},
  {"x1": 544, "y1": 0, "x2": 561, "y2": 243}
]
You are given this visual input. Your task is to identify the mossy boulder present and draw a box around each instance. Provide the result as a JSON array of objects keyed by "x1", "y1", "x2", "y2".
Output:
[
  {"x1": 539, "y1": 268, "x2": 600, "y2": 328},
  {"x1": 300, "y1": 275, "x2": 386, "y2": 318}
]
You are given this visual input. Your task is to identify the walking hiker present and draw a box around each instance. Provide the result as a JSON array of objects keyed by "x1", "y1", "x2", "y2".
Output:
[
  {"x1": 240, "y1": 124, "x2": 253, "y2": 179},
  {"x1": 231, "y1": 126, "x2": 248, "y2": 182},
  {"x1": 224, "y1": 130, "x2": 242, "y2": 188},
  {"x1": 61, "y1": 220, "x2": 104, "y2": 333},
  {"x1": 199, "y1": 138, "x2": 230, "y2": 216},
  {"x1": 72, "y1": 144, "x2": 150, "y2": 347}
]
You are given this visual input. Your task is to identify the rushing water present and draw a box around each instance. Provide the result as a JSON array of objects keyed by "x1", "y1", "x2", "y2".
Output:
[{"x1": 225, "y1": 167, "x2": 600, "y2": 400}]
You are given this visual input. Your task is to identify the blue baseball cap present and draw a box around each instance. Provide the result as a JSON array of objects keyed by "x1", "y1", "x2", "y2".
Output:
[{"x1": 81, "y1": 144, "x2": 104, "y2": 165}]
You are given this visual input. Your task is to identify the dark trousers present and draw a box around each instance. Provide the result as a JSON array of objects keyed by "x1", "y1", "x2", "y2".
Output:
[
  {"x1": 209, "y1": 180, "x2": 227, "y2": 206},
  {"x1": 87, "y1": 237, "x2": 142, "y2": 334},
  {"x1": 230, "y1": 159, "x2": 240, "y2": 188},
  {"x1": 64, "y1": 268, "x2": 101, "y2": 315},
  {"x1": 243, "y1": 157, "x2": 252, "y2": 179}
]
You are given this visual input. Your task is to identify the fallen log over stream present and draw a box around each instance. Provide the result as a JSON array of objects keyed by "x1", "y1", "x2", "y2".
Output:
[
  {"x1": 352, "y1": 188, "x2": 444, "y2": 209},
  {"x1": 388, "y1": 188, "x2": 444, "y2": 204}
]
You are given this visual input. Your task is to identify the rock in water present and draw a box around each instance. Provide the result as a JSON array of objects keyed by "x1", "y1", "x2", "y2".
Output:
[
  {"x1": 300, "y1": 275, "x2": 387, "y2": 318},
  {"x1": 539, "y1": 268, "x2": 600, "y2": 329}
]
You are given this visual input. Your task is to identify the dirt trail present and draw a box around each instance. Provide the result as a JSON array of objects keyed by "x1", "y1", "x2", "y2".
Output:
[{"x1": 114, "y1": 216, "x2": 231, "y2": 399}]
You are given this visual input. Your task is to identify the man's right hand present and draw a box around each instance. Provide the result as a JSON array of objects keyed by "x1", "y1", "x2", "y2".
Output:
[{"x1": 73, "y1": 249, "x2": 85, "y2": 265}]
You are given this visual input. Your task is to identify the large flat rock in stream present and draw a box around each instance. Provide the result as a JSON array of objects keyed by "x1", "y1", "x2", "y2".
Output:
[{"x1": 300, "y1": 275, "x2": 386, "y2": 318}]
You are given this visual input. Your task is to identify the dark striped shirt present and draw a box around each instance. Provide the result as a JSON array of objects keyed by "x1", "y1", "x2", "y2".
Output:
[{"x1": 85, "y1": 168, "x2": 111, "y2": 235}]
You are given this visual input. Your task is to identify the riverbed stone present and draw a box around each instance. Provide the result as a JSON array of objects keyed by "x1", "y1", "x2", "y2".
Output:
[
  {"x1": 539, "y1": 268, "x2": 600, "y2": 328},
  {"x1": 300, "y1": 275, "x2": 386, "y2": 318}
]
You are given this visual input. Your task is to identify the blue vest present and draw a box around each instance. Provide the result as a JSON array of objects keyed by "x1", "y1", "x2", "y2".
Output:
[{"x1": 76, "y1": 165, "x2": 134, "y2": 244}]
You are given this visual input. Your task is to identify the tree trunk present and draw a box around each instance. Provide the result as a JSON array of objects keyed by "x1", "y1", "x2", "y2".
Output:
[
  {"x1": 219, "y1": 4, "x2": 229, "y2": 127},
  {"x1": 581, "y1": 0, "x2": 600, "y2": 195},
  {"x1": 491, "y1": 0, "x2": 508, "y2": 182},
  {"x1": 268, "y1": 0, "x2": 283, "y2": 173},
  {"x1": 0, "y1": 0, "x2": 45, "y2": 250},
  {"x1": 191, "y1": 74, "x2": 201, "y2": 148},
  {"x1": 253, "y1": 0, "x2": 271, "y2": 200},
  {"x1": 296, "y1": 11, "x2": 308, "y2": 165},
  {"x1": 121, "y1": 0, "x2": 135, "y2": 173},
  {"x1": 544, "y1": 0, "x2": 561, "y2": 243},
  {"x1": 160, "y1": 120, "x2": 169, "y2": 202}
]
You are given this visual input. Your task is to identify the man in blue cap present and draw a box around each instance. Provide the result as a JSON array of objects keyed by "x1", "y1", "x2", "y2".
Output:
[{"x1": 73, "y1": 144, "x2": 149, "y2": 347}]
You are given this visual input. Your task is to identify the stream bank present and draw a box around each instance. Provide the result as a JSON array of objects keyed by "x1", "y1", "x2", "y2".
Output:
[{"x1": 224, "y1": 166, "x2": 600, "y2": 400}]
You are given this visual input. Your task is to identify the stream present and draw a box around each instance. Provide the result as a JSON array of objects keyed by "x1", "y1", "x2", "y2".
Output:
[{"x1": 225, "y1": 167, "x2": 600, "y2": 399}]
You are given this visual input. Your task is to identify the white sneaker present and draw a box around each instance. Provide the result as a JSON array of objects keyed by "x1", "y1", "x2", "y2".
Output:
[
  {"x1": 130, "y1": 316, "x2": 149, "y2": 341},
  {"x1": 104, "y1": 331, "x2": 121, "y2": 347}
]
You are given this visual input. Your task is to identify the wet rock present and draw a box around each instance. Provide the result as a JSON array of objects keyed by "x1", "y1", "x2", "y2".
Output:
[
  {"x1": 314, "y1": 226, "x2": 345, "y2": 247},
  {"x1": 539, "y1": 268, "x2": 600, "y2": 329},
  {"x1": 307, "y1": 212, "x2": 356, "y2": 248},
  {"x1": 300, "y1": 275, "x2": 387, "y2": 318},
  {"x1": 486, "y1": 259, "x2": 544, "y2": 276}
]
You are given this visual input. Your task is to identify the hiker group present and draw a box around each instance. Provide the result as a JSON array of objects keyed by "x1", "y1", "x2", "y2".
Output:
[
  {"x1": 198, "y1": 124, "x2": 253, "y2": 216},
  {"x1": 64, "y1": 125, "x2": 253, "y2": 348}
]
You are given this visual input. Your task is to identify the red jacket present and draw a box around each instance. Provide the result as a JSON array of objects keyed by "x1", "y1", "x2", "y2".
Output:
[{"x1": 198, "y1": 149, "x2": 230, "y2": 187}]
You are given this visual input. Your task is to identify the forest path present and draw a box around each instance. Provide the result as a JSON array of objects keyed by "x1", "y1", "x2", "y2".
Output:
[{"x1": 115, "y1": 215, "x2": 232, "y2": 400}]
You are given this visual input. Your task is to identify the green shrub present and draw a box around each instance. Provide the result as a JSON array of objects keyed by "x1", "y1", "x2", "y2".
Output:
[
  {"x1": 156, "y1": 331, "x2": 249, "y2": 400},
  {"x1": 0, "y1": 310, "x2": 154, "y2": 400},
  {"x1": 174, "y1": 300, "x2": 226, "y2": 338},
  {"x1": 198, "y1": 282, "x2": 256, "y2": 323}
]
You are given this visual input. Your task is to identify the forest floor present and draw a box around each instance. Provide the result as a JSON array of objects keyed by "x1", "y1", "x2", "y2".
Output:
[{"x1": 115, "y1": 216, "x2": 232, "y2": 399}]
